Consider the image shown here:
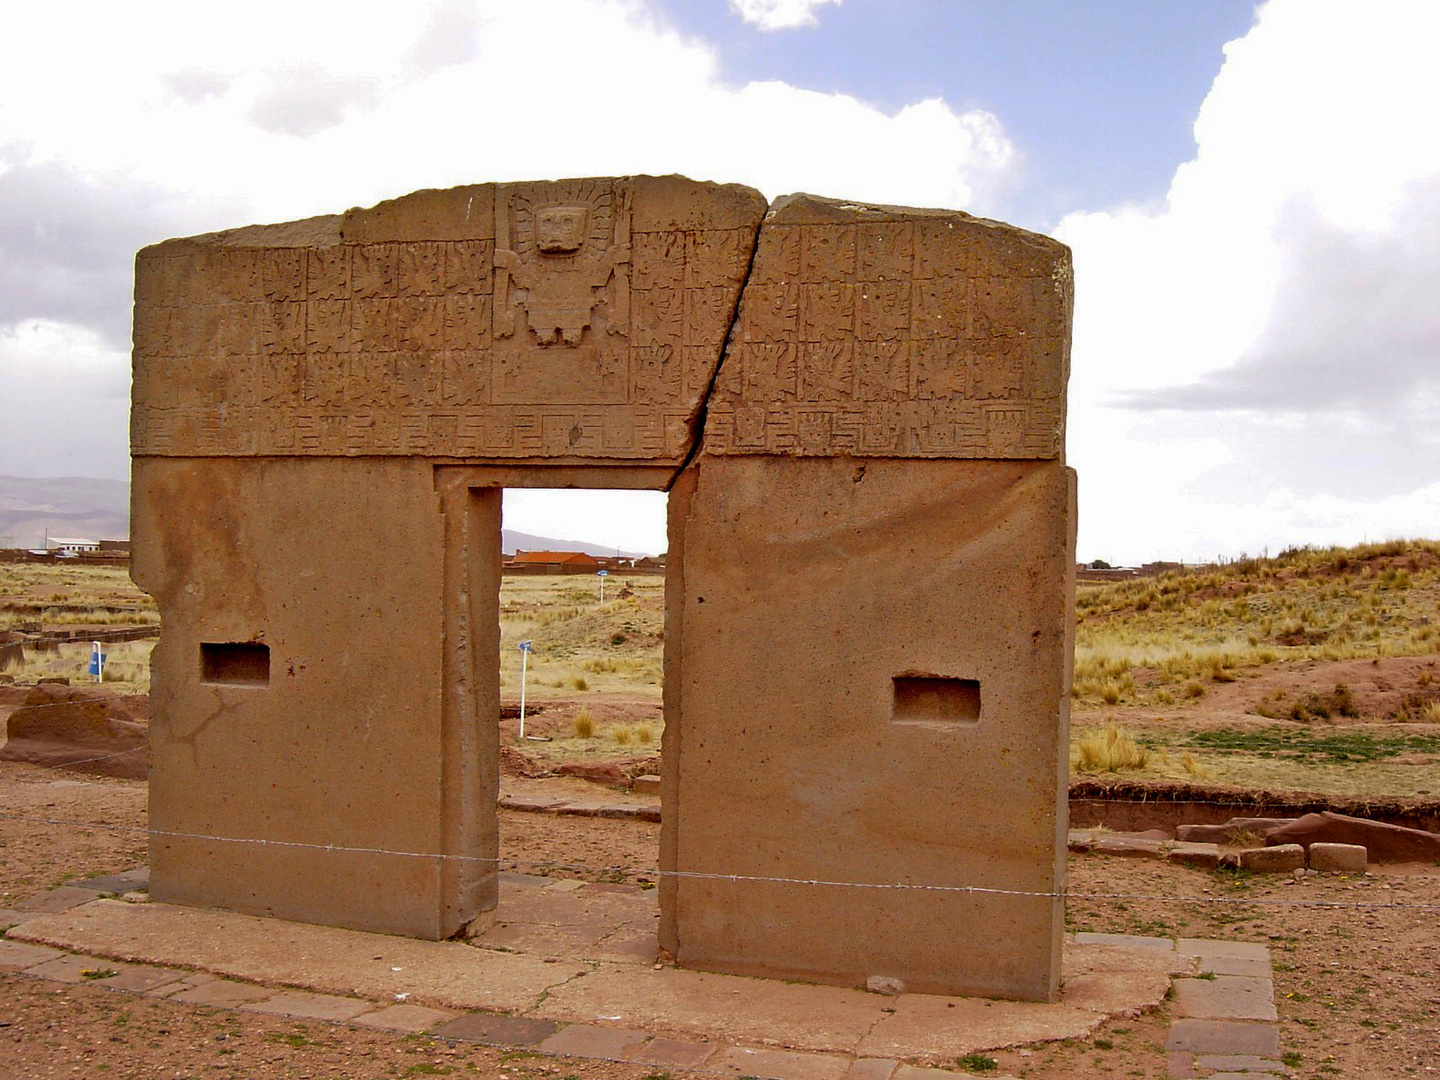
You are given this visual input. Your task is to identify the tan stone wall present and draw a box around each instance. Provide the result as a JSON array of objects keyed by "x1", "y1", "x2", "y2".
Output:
[
  {"x1": 660, "y1": 457, "x2": 1074, "y2": 1000},
  {"x1": 131, "y1": 176, "x2": 1075, "y2": 1000}
]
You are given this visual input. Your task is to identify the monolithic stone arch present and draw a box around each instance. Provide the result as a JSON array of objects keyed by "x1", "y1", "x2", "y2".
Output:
[{"x1": 131, "y1": 176, "x2": 1075, "y2": 1001}]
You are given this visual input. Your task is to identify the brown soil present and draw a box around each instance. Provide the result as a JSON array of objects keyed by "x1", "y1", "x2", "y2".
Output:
[{"x1": 4, "y1": 760, "x2": 1440, "y2": 1078}]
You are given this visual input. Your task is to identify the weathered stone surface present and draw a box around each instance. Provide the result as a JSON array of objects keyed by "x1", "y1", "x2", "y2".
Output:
[
  {"x1": 0, "y1": 683, "x2": 148, "y2": 779},
  {"x1": 132, "y1": 178, "x2": 766, "y2": 465},
  {"x1": 1165, "y1": 1019, "x2": 1280, "y2": 1057},
  {"x1": 1239, "y1": 845, "x2": 1305, "y2": 873},
  {"x1": 1175, "y1": 818, "x2": 1295, "y2": 845},
  {"x1": 1166, "y1": 841, "x2": 1222, "y2": 869},
  {"x1": 1266, "y1": 812, "x2": 1440, "y2": 863},
  {"x1": 133, "y1": 177, "x2": 1075, "y2": 1000},
  {"x1": 663, "y1": 457, "x2": 1074, "y2": 1001},
  {"x1": 1172, "y1": 976, "x2": 1278, "y2": 1022},
  {"x1": 704, "y1": 194, "x2": 1070, "y2": 460},
  {"x1": 1307, "y1": 841, "x2": 1367, "y2": 872},
  {"x1": 1093, "y1": 835, "x2": 1163, "y2": 858}
]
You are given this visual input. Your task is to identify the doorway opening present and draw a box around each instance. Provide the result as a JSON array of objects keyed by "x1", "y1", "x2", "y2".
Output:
[{"x1": 493, "y1": 487, "x2": 668, "y2": 893}]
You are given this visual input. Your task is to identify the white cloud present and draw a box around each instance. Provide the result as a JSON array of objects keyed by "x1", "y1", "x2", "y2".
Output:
[
  {"x1": 0, "y1": 321, "x2": 130, "y2": 480},
  {"x1": 729, "y1": 0, "x2": 841, "y2": 32},
  {"x1": 1057, "y1": 0, "x2": 1440, "y2": 563}
]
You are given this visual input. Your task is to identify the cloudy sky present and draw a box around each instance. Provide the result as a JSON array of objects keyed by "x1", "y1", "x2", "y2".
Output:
[{"x1": 1, "y1": 0, "x2": 1436, "y2": 562}]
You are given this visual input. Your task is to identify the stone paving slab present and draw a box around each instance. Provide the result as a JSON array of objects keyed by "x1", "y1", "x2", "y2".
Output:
[
  {"x1": 1199, "y1": 954, "x2": 1272, "y2": 978},
  {"x1": 0, "y1": 907, "x2": 46, "y2": 928},
  {"x1": 537, "y1": 1022, "x2": 650, "y2": 1060},
  {"x1": 708, "y1": 1043, "x2": 853, "y2": 1080},
  {"x1": 1179, "y1": 939, "x2": 1270, "y2": 962},
  {"x1": 73, "y1": 867, "x2": 149, "y2": 894},
  {"x1": 166, "y1": 977, "x2": 274, "y2": 1007},
  {"x1": 856, "y1": 993, "x2": 1104, "y2": 1059},
  {"x1": 1167, "y1": 1019, "x2": 1281, "y2": 1057},
  {"x1": 94, "y1": 964, "x2": 189, "y2": 994},
  {"x1": 626, "y1": 1034, "x2": 720, "y2": 1069},
  {"x1": 23, "y1": 953, "x2": 134, "y2": 983},
  {"x1": 0, "y1": 939, "x2": 63, "y2": 970},
  {"x1": 351, "y1": 1002, "x2": 461, "y2": 1033},
  {"x1": 241, "y1": 990, "x2": 374, "y2": 1022},
  {"x1": 1196, "y1": 1053, "x2": 1290, "y2": 1074},
  {"x1": 10, "y1": 898, "x2": 589, "y2": 1013},
  {"x1": 1172, "y1": 976, "x2": 1278, "y2": 1022},
  {"x1": 1059, "y1": 970, "x2": 1172, "y2": 1016},
  {"x1": 1074, "y1": 932, "x2": 1175, "y2": 951},
  {"x1": 17, "y1": 885, "x2": 98, "y2": 913},
  {"x1": 432, "y1": 1011, "x2": 562, "y2": 1046},
  {"x1": 841, "y1": 1056, "x2": 900, "y2": 1080}
]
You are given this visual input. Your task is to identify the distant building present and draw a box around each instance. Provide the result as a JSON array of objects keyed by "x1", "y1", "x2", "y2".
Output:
[
  {"x1": 99, "y1": 539, "x2": 132, "y2": 555},
  {"x1": 46, "y1": 537, "x2": 100, "y2": 555},
  {"x1": 506, "y1": 549, "x2": 603, "y2": 574}
]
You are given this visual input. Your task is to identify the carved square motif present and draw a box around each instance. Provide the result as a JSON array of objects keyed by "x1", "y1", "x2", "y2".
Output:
[
  {"x1": 352, "y1": 244, "x2": 398, "y2": 299},
  {"x1": 445, "y1": 241, "x2": 493, "y2": 295},
  {"x1": 741, "y1": 342, "x2": 797, "y2": 402},
  {"x1": 753, "y1": 225, "x2": 801, "y2": 285},
  {"x1": 970, "y1": 335, "x2": 1028, "y2": 400},
  {"x1": 262, "y1": 250, "x2": 306, "y2": 302},
  {"x1": 734, "y1": 406, "x2": 767, "y2": 447},
  {"x1": 912, "y1": 279, "x2": 964, "y2": 338},
  {"x1": 443, "y1": 294, "x2": 491, "y2": 350},
  {"x1": 307, "y1": 299, "x2": 352, "y2": 354},
  {"x1": 631, "y1": 232, "x2": 685, "y2": 290},
  {"x1": 302, "y1": 355, "x2": 349, "y2": 408},
  {"x1": 686, "y1": 229, "x2": 746, "y2": 289},
  {"x1": 632, "y1": 287, "x2": 684, "y2": 346},
  {"x1": 684, "y1": 286, "x2": 732, "y2": 346},
  {"x1": 398, "y1": 243, "x2": 446, "y2": 297},
  {"x1": 346, "y1": 353, "x2": 392, "y2": 408},
  {"x1": 802, "y1": 224, "x2": 856, "y2": 283},
  {"x1": 396, "y1": 297, "x2": 445, "y2": 351},
  {"x1": 307, "y1": 247, "x2": 351, "y2": 301},
  {"x1": 259, "y1": 302, "x2": 306, "y2": 353},
  {"x1": 855, "y1": 341, "x2": 909, "y2": 401},
  {"x1": 741, "y1": 283, "x2": 798, "y2": 342},
  {"x1": 632, "y1": 344, "x2": 681, "y2": 404},
  {"x1": 797, "y1": 409, "x2": 832, "y2": 453},
  {"x1": 910, "y1": 339, "x2": 964, "y2": 400},
  {"x1": 855, "y1": 280, "x2": 911, "y2": 341},
  {"x1": 799, "y1": 342, "x2": 854, "y2": 401},
  {"x1": 441, "y1": 351, "x2": 488, "y2": 406},
  {"x1": 352, "y1": 298, "x2": 397, "y2": 352},
  {"x1": 857, "y1": 221, "x2": 914, "y2": 281},
  {"x1": 800, "y1": 282, "x2": 854, "y2": 342}
]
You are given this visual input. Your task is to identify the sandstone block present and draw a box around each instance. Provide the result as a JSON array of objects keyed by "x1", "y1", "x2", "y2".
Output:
[
  {"x1": 1307, "y1": 842, "x2": 1367, "y2": 872},
  {"x1": 1176, "y1": 818, "x2": 1295, "y2": 844},
  {"x1": 1166, "y1": 842, "x2": 1222, "y2": 869},
  {"x1": 1238, "y1": 845, "x2": 1305, "y2": 873},
  {"x1": 1265, "y1": 812, "x2": 1440, "y2": 863},
  {"x1": 1094, "y1": 835, "x2": 1163, "y2": 858}
]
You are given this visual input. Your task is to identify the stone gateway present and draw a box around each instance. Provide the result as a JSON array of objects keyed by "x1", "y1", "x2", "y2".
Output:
[{"x1": 131, "y1": 176, "x2": 1076, "y2": 1002}]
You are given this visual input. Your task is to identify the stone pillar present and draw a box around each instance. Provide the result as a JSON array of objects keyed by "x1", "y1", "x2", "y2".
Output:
[{"x1": 662, "y1": 195, "x2": 1076, "y2": 1001}]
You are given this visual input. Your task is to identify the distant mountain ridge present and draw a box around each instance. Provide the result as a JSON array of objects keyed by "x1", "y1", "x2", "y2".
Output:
[
  {"x1": 0, "y1": 475, "x2": 129, "y2": 549},
  {"x1": 0, "y1": 476, "x2": 646, "y2": 557}
]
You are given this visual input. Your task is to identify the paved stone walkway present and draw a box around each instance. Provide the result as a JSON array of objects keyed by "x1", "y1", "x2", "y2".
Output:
[{"x1": 4, "y1": 870, "x2": 1287, "y2": 1079}]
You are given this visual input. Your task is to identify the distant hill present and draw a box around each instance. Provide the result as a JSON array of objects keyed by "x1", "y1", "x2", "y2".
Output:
[
  {"x1": 0, "y1": 476, "x2": 129, "y2": 549},
  {"x1": 0, "y1": 476, "x2": 648, "y2": 557},
  {"x1": 501, "y1": 529, "x2": 650, "y2": 559}
]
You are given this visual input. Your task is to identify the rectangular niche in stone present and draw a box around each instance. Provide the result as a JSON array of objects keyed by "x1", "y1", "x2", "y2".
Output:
[
  {"x1": 199, "y1": 642, "x2": 270, "y2": 686},
  {"x1": 892, "y1": 674, "x2": 982, "y2": 725}
]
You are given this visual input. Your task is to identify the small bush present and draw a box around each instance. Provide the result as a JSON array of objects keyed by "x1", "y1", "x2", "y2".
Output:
[
  {"x1": 570, "y1": 675, "x2": 589, "y2": 691},
  {"x1": 956, "y1": 1053, "x2": 998, "y2": 1073},
  {"x1": 1074, "y1": 724, "x2": 1150, "y2": 773},
  {"x1": 610, "y1": 725, "x2": 633, "y2": 746},
  {"x1": 573, "y1": 710, "x2": 595, "y2": 739},
  {"x1": 634, "y1": 722, "x2": 656, "y2": 744}
]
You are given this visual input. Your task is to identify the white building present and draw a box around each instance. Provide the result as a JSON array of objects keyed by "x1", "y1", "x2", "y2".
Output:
[{"x1": 46, "y1": 537, "x2": 99, "y2": 555}]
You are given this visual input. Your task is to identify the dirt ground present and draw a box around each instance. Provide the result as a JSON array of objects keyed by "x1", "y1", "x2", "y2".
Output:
[{"x1": 4, "y1": 760, "x2": 1440, "y2": 1079}]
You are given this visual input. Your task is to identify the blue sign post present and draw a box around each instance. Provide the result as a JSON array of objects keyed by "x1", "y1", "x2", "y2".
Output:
[
  {"x1": 88, "y1": 641, "x2": 107, "y2": 683},
  {"x1": 597, "y1": 568, "x2": 608, "y2": 603},
  {"x1": 517, "y1": 640, "x2": 533, "y2": 739}
]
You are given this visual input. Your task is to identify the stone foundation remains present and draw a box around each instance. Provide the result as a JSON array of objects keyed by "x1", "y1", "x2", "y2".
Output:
[{"x1": 131, "y1": 176, "x2": 1076, "y2": 1001}]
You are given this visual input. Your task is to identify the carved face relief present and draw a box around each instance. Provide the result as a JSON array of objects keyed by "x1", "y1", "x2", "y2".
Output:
[{"x1": 535, "y1": 206, "x2": 589, "y2": 255}]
